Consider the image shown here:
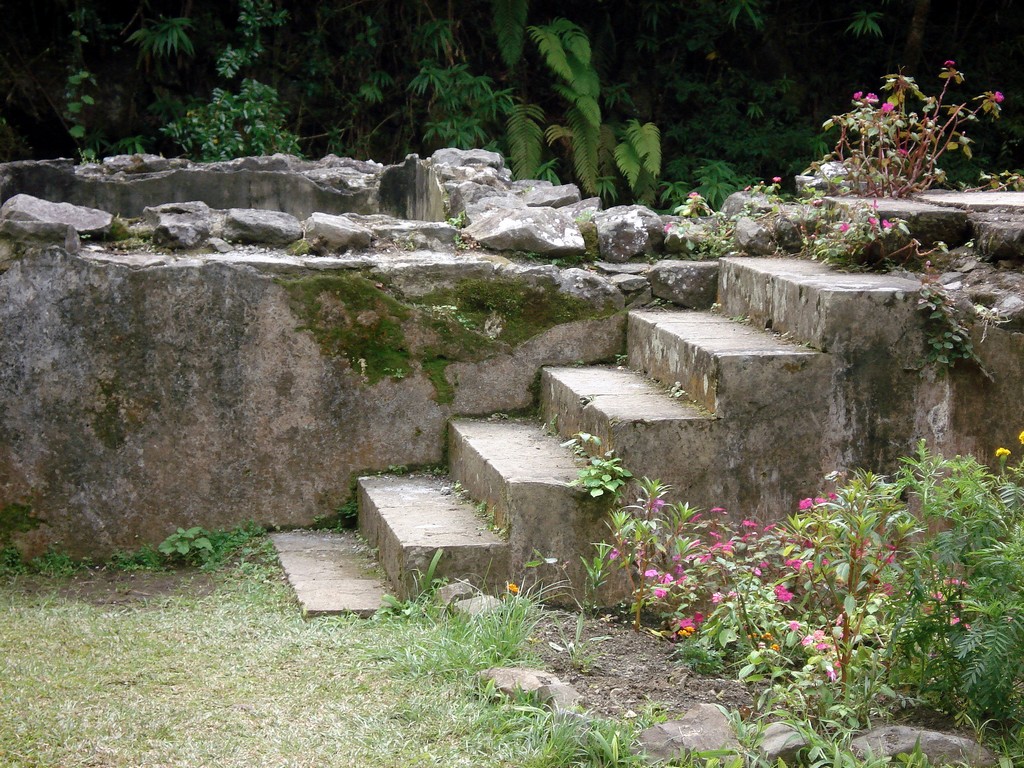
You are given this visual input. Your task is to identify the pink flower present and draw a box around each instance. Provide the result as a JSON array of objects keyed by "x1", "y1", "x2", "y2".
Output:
[
  {"x1": 785, "y1": 558, "x2": 804, "y2": 571},
  {"x1": 650, "y1": 498, "x2": 666, "y2": 513},
  {"x1": 660, "y1": 573, "x2": 675, "y2": 584},
  {"x1": 688, "y1": 191, "x2": 700, "y2": 199},
  {"x1": 753, "y1": 567, "x2": 762, "y2": 576},
  {"x1": 853, "y1": 91, "x2": 863, "y2": 100},
  {"x1": 881, "y1": 102, "x2": 894, "y2": 113},
  {"x1": 609, "y1": 549, "x2": 619, "y2": 560},
  {"x1": 838, "y1": 222, "x2": 850, "y2": 233},
  {"x1": 865, "y1": 93, "x2": 879, "y2": 103},
  {"x1": 788, "y1": 621, "x2": 801, "y2": 632},
  {"x1": 711, "y1": 592, "x2": 724, "y2": 604},
  {"x1": 774, "y1": 584, "x2": 794, "y2": 603},
  {"x1": 801, "y1": 635, "x2": 814, "y2": 647},
  {"x1": 644, "y1": 568, "x2": 659, "y2": 579},
  {"x1": 944, "y1": 60, "x2": 956, "y2": 68},
  {"x1": 898, "y1": 148, "x2": 909, "y2": 157},
  {"x1": 710, "y1": 507, "x2": 726, "y2": 515},
  {"x1": 868, "y1": 217, "x2": 879, "y2": 227},
  {"x1": 882, "y1": 220, "x2": 892, "y2": 229},
  {"x1": 825, "y1": 664, "x2": 837, "y2": 682},
  {"x1": 772, "y1": 176, "x2": 782, "y2": 183},
  {"x1": 993, "y1": 91, "x2": 1005, "y2": 103},
  {"x1": 728, "y1": 591, "x2": 737, "y2": 598},
  {"x1": 678, "y1": 617, "x2": 695, "y2": 630},
  {"x1": 741, "y1": 519, "x2": 758, "y2": 528},
  {"x1": 653, "y1": 588, "x2": 667, "y2": 599},
  {"x1": 693, "y1": 612, "x2": 704, "y2": 624}
]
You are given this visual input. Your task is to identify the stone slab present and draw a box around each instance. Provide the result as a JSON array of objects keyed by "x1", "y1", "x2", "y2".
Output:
[
  {"x1": 270, "y1": 531, "x2": 386, "y2": 618},
  {"x1": 358, "y1": 474, "x2": 509, "y2": 597},
  {"x1": 628, "y1": 309, "x2": 830, "y2": 417},
  {"x1": 717, "y1": 256, "x2": 920, "y2": 353},
  {"x1": 447, "y1": 419, "x2": 607, "y2": 600},
  {"x1": 917, "y1": 190, "x2": 1024, "y2": 212}
]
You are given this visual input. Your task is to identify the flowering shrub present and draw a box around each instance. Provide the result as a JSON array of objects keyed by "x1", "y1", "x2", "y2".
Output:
[
  {"x1": 888, "y1": 440, "x2": 1024, "y2": 725},
  {"x1": 803, "y1": 201, "x2": 917, "y2": 269},
  {"x1": 817, "y1": 62, "x2": 1004, "y2": 197}
]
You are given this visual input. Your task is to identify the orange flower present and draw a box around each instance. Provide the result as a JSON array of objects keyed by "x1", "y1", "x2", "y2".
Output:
[{"x1": 506, "y1": 582, "x2": 519, "y2": 595}]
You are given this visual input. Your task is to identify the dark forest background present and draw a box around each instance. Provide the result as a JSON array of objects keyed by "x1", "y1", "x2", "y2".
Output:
[{"x1": 2, "y1": 0, "x2": 1022, "y2": 208}]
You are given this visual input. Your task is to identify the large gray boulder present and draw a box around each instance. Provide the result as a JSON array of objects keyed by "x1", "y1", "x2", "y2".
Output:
[
  {"x1": 223, "y1": 208, "x2": 302, "y2": 245},
  {"x1": 142, "y1": 201, "x2": 212, "y2": 249},
  {"x1": 638, "y1": 704, "x2": 740, "y2": 763},
  {"x1": 304, "y1": 212, "x2": 372, "y2": 251},
  {"x1": 521, "y1": 183, "x2": 581, "y2": 208},
  {"x1": 733, "y1": 216, "x2": 777, "y2": 255},
  {"x1": 0, "y1": 193, "x2": 112, "y2": 238},
  {"x1": 851, "y1": 726, "x2": 998, "y2": 767},
  {"x1": 648, "y1": 260, "x2": 719, "y2": 308},
  {"x1": 593, "y1": 205, "x2": 664, "y2": 263},
  {"x1": 464, "y1": 207, "x2": 586, "y2": 256}
]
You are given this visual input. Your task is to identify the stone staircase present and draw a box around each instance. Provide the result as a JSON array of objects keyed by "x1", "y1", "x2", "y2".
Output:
[{"x1": 275, "y1": 255, "x2": 926, "y2": 613}]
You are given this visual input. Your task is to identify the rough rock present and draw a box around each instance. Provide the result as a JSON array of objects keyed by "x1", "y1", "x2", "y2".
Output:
[
  {"x1": 347, "y1": 214, "x2": 458, "y2": 250},
  {"x1": 733, "y1": 216, "x2": 777, "y2": 255},
  {"x1": 758, "y1": 722, "x2": 807, "y2": 765},
  {"x1": 462, "y1": 194, "x2": 527, "y2": 225},
  {"x1": 826, "y1": 197, "x2": 970, "y2": 248},
  {"x1": 100, "y1": 153, "x2": 176, "y2": 174},
  {"x1": 648, "y1": 260, "x2": 719, "y2": 308},
  {"x1": 556, "y1": 268, "x2": 625, "y2": 311},
  {"x1": 664, "y1": 220, "x2": 711, "y2": 255},
  {"x1": 795, "y1": 161, "x2": 852, "y2": 194},
  {"x1": 1, "y1": 193, "x2": 112, "y2": 237},
  {"x1": 970, "y1": 214, "x2": 1024, "y2": 261},
  {"x1": 521, "y1": 183, "x2": 581, "y2": 208},
  {"x1": 370, "y1": 252, "x2": 498, "y2": 298},
  {"x1": 447, "y1": 181, "x2": 516, "y2": 217},
  {"x1": 851, "y1": 726, "x2": 998, "y2": 767},
  {"x1": 431, "y1": 148, "x2": 511, "y2": 186},
  {"x1": 0, "y1": 220, "x2": 81, "y2": 261},
  {"x1": 142, "y1": 201, "x2": 212, "y2": 249},
  {"x1": 436, "y1": 580, "x2": 476, "y2": 606},
  {"x1": 561, "y1": 197, "x2": 603, "y2": 220},
  {"x1": 223, "y1": 208, "x2": 302, "y2": 245},
  {"x1": 772, "y1": 212, "x2": 805, "y2": 252},
  {"x1": 453, "y1": 594, "x2": 502, "y2": 616},
  {"x1": 593, "y1": 205, "x2": 664, "y2": 263},
  {"x1": 638, "y1": 704, "x2": 740, "y2": 763},
  {"x1": 304, "y1": 212, "x2": 372, "y2": 251},
  {"x1": 464, "y1": 207, "x2": 586, "y2": 256},
  {"x1": 721, "y1": 191, "x2": 774, "y2": 219},
  {"x1": 480, "y1": 667, "x2": 583, "y2": 713},
  {"x1": 377, "y1": 154, "x2": 446, "y2": 221}
]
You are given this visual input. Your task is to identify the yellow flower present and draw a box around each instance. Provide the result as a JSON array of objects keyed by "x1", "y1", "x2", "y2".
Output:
[
  {"x1": 1019, "y1": 430, "x2": 1024, "y2": 445},
  {"x1": 996, "y1": 447, "x2": 1011, "y2": 459},
  {"x1": 506, "y1": 582, "x2": 519, "y2": 595},
  {"x1": 771, "y1": 643, "x2": 780, "y2": 651}
]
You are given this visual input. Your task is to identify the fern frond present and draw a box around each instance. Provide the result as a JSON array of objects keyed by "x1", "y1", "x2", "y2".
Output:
[
  {"x1": 544, "y1": 123, "x2": 573, "y2": 145},
  {"x1": 506, "y1": 101, "x2": 545, "y2": 179},
  {"x1": 614, "y1": 140, "x2": 643, "y2": 188},
  {"x1": 566, "y1": 105, "x2": 600, "y2": 194},
  {"x1": 492, "y1": 0, "x2": 529, "y2": 68},
  {"x1": 627, "y1": 120, "x2": 662, "y2": 177},
  {"x1": 527, "y1": 24, "x2": 573, "y2": 82}
]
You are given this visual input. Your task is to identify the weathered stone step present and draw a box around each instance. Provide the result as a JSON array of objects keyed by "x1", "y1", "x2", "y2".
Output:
[
  {"x1": 627, "y1": 309, "x2": 831, "y2": 417},
  {"x1": 539, "y1": 365, "x2": 718, "y2": 500},
  {"x1": 718, "y1": 256, "x2": 921, "y2": 354},
  {"x1": 448, "y1": 419, "x2": 603, "y2": 596},
  {"x1": 270, "y1": 530, "x2": 386, "y2": 618},
  {"x1": 357, "y1": 474, "x2": 508, "y2": 598}
]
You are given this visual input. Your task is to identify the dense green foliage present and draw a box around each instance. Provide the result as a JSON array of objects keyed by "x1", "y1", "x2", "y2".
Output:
[{"x1": 2, "y1": 1, "x2": 1022, "y2": 205}]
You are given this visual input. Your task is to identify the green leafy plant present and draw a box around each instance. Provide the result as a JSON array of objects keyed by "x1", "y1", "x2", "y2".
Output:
[
  {"x1": 158, "y1": 526, "x2": 214, "y2": 564},
  {"x1": 889, "y1": 440, "x2": 1024, "y2": 726},
  {"x1": 917, "y1": 270, "x2": 981, "y2": 370},
  {"x1": 817, "y1": 62, "x2": 1004, "y2": 197},
  {"x1": 564, "y1": 432, "x2": 633, "y2": 500},
  {"x1": 126, "y1": 15, "x2": 195, "y2": 71},
  {"x1": 802, "y1": 203, "x2": 920, "y2": 270}
]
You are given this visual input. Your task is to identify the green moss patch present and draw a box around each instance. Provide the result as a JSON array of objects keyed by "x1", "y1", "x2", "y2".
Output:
[
  {"x1": 280, "y1": 272, "x2": 618, "y2": 399},
  {"x1": 280, "y1": 274, "x2": 413, "y2": 384},
  {"x1": 424, "y1": 276, "x2": 613, "y2": 348},
  {"x1": 1, "y1": 502, "x2": 39, "y2": 547}
]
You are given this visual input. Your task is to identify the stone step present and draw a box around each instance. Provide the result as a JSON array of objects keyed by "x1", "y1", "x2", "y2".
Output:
[
  {"x1": 447, "y1": 418, "x2": 604, "y2": 596},
  {"x1": 357, "y1": 474, "x2": 508, "y2": 599},
  {"x1": 270, "y1": 530, "x2": 386, "y2": 618},
  {"x1": 627, "y1": 309, "x2": 831, "y2": 417},
  {"x1": 539, "y1": 365, "x2": 719, "y2": 500},
  {"x1": 717, "y1": 256, "x2": 921, "y2": 355}
]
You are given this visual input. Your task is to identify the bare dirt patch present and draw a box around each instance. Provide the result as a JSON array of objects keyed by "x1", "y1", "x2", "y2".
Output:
[{"x1": 530, "y1": 609, "x2": 753, "y2": 720}]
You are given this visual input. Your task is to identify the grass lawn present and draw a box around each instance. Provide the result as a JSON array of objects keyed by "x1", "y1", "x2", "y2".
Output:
[{"x1": 0, "y1": 551, "x2": 565, "y2": 768}]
